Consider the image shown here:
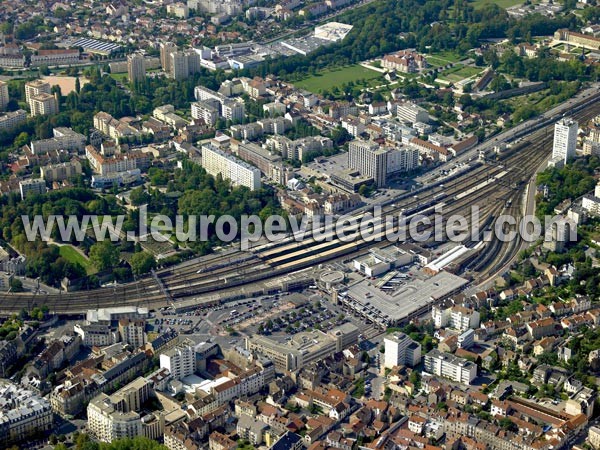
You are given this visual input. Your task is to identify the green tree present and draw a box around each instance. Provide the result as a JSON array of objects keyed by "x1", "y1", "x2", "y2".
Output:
[
  {"x1": 9, "y1": 278, "x2": 23, "y2": 292},
  {"x1": 14, "y1": 132, "x2": 29, "y2": 148},
  {"x1": 130, "y1": 251, "x2": 156, "y2": 276},
  {"x1": 89, "y1": 241, "x2": 120, "y2": 271}
]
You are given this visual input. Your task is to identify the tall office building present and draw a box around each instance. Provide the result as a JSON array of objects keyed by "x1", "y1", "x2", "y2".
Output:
[
  {"x1": 160, "y1": 41, "x2": 177, "y2": 73},
  {"x1": 127, "y1": 53, "x2": 146, "y2": 83},
  {"x1": 384, "y1": 332, "x2": 421, "y2": 368},
  {"x1": 0, "y1": 80, "x2": 9, "y2": 111},
  {"x1": 348, "y1": 139, "x2": 388, "y2": 187},
  {"x1": 552, "y1": 117, "x2": 578, "y2": 164}
]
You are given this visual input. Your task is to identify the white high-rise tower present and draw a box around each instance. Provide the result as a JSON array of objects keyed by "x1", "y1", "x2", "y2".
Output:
[{"x1": 552, "y1": 117, "x2": 578, "y2": 164}]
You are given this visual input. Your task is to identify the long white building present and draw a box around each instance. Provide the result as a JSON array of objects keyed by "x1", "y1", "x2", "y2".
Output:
[
  {"x1": 396, "y1": 102, "x2": 429, "y2": 124},
  {"x1": 202, "y1": 143, "x2": 261, "y2": 190},
  {"x1": 31, "y1": 127, "x2": 86, "y2": 154},
  {"x1": 0, "y1": 110, "x2": 26, "y2": 131},
  {"x1": 423, "y1": 349, "x2": 477, "y2": 385}
]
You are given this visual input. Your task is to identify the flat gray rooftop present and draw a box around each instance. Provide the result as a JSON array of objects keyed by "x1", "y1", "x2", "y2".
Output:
[{"x1": 345, "y1": 271, "x2": 468, "y2": 320}]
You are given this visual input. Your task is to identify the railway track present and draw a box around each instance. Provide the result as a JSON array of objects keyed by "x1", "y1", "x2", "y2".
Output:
[
  {"x1": 0, "y1": 100, "x2": 599, "y2": 315},
  {"x1": 471, "y1": 103, "x2": 600, "y2": 284}
]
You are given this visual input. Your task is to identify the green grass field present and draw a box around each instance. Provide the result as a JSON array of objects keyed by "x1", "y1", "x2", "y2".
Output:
[
  {"x1": 59, "y1": 245, "x2": 96, "y2": 275},
  {"x1": 470, "y1": 0, "x2": 523, "y2": 9},
  {"x1": 438, "y1": 65, "x2": 482, "y2": 82},
  {"x1": 294, "y1": 65, "x2": 383, "y2": 93},
  {"x1": 431, "y1": 51, "x2": 466, "y2": 63},
  {"x1": 427, "y1": 56, "x2": 454, "y2": 68},
  {"x1": 109, "y1": 72, "x2": 129, "y2": 82}
]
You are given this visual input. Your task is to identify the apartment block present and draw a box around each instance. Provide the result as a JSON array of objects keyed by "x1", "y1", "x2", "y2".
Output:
[
  {"x1": 201, "y1": 143, "x2": 261, "y2": 190},
  {"x1": 118, "y1": 319, "x2": 146, "y2": 348},
  {"x1": 396, "y1": 102, "x2": 429, "y2": 124},
  {"x1": 194, "y1": 85, "x2": 245, "y2": 123},
  {"x1": 25, "y1": 80, "x2": 51, "y2": 105},
  {"x1": 386, "y1": 146, "x2": 419, "y2": 173},
  {"x1": 432, "y1": 304, "x2": 480, "y2": 331},
  {"x1": 74, "y1": 323, "x2": 118, "y2": 347},
  {"x1": 552, "y1": 117, "x2": 578, "y2": 164},
  {"x1": 93, "y1": 112, "x2": 142, "y2": 141},
  {"x1": 0, "y1": 109, "x2": 26, "y2": 131},
  {"x1": 31, "y1": 127, "x2": 86, "y2": 154},
  {"x1": 0, "y1": 81, "x2": 8, "y2": 111},
  {"x1": 423, "y1": 349, "x2": 477, "y2": 385},
  {"x1": 0, "y1": 383, "x2": 53, "y2": 445},
  {"x1": 348, "y1": 139, "x2": 388, "y2": 187},
  {"x1": 160, "y1": 42, "x2": 178, "y2": 73},
  {"x1": 30, "y1": 93, "x2": 59, "y2": 117},
  {"x1": 87, "y1": 377, "x2": 164, "y2": 443},
  {"x1": 40, "y1": 159, "x2": 82, "y2": 182},
  {"x1": 86, "y1": 145, "x2": 149, "y2": 175},
  {"x1": 191, "y1": 100, "x2": 219, "y2": 125},
  {"x1": 384, "y1": 332, "x2": 422, "y2": 368},
  {"x1": 19, "y1": 178, "x2": 46, "y2": 200},
  {"x1": 160, "y1": 341, "x2": 196, "y2": 380},
  {"x1": 234, "y1": 141, "x2": 283, "y2": 184},
  {"x1": 153, "y1": 104, "x2": 188, "y2": 128},
  {"x1": 127, "y1": 52, "x2": 146, "y2": 82}
]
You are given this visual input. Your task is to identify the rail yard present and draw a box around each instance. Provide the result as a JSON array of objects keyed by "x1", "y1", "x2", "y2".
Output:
[{"x1": 0, "y1": 98, "x2": 599, "y2": 317}]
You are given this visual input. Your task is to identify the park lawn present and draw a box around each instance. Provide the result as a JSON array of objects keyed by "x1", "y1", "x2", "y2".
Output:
[
  {"x1": 428, "y1": 50, "x2": 466, "y2": 64},
  {"x1": 294, "y1": 65, "x2": 383, "y2": 93},
  {"x1": 469, "y1": 0, "x2": 523, "y2": 9},
  {"x1": 59, "y1": 245, "x2": 96, "y2": 275},
  {"x1": 438, "y1": 65, "x2": 482, "y2": 82},
  {"x1": 109, "y1": 72, "x2": 128, "y2": 82},
  {"x1": 426, "y1": 56, "x2": 454, "y2": 68}
]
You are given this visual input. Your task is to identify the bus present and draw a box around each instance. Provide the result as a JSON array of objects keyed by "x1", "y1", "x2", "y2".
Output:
[{"x1": 230, "y1": 310, "x2": 238, "y2": 316}]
